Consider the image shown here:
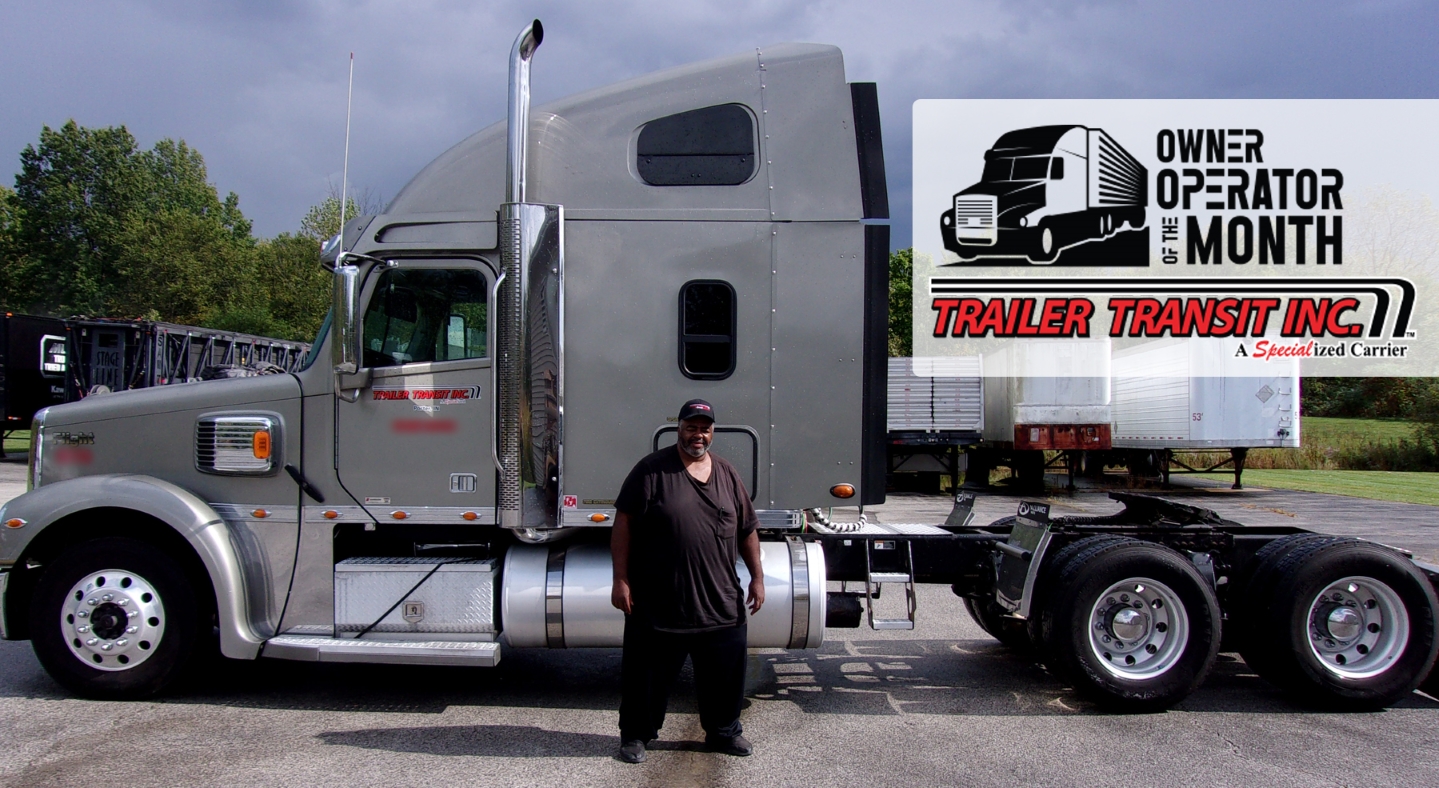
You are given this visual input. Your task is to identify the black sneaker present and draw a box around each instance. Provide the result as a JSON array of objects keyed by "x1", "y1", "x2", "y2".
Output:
[
  {"x1": 618, "y1": 739, "x2": 647, "y2": 763},
  {"x1": 705, "y1": 734, "x2": 753, "y2": 757}
]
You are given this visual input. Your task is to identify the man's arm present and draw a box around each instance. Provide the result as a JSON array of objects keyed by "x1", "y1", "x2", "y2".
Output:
[
  {"x1": 740, "y1": 529, "x2": 765, "y2": 614},
  {"x1": 611, "y1": 511, "x2": 634, "y2": 615}
]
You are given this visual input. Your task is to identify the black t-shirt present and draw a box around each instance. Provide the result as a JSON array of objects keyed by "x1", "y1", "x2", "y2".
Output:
[{"x1": 615, "y1": 446, "x2": 760, "y2": 633}]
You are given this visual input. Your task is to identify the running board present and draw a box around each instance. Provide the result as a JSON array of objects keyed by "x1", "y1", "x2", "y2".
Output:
[{"x1": 261, "y1": 635, "x2": 501, "y2": 666}]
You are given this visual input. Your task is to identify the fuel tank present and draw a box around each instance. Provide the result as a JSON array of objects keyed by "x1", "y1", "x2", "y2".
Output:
[{"x1": 501, "y1": 539, "x2": 825, "y2": 648}]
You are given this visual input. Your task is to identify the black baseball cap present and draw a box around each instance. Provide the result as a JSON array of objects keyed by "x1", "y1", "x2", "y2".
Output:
[{"x1": 678, "y1": 399, "x2": 716, "y2": 423}]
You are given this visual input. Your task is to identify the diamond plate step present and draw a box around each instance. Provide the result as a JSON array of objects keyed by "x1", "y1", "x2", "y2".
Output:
[{"x1": 262, "y1": 635, "x2": 500, "y2": 666}]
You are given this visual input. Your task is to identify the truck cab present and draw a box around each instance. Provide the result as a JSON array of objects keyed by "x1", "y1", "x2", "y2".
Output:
[{"x1": 0, "y1": 25, "x2": 889, "y2": 697}]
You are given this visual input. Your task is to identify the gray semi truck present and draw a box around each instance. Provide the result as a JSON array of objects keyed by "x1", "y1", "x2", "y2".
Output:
[
  {"x1": 2, "y1": 23, "x2": 1436, "y2": 713},
  {"x1": 940, "y1": 125, "x2": 1147, "y2": 264}
]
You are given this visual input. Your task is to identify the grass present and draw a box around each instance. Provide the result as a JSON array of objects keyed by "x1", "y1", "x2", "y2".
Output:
[
  {"x1": 1, "y1": 429, "x2": 29, "y2": 458},
  {"x1": 1177, "y1": 417, "x2": 1435, "y2": 472},
  {"x1": 1239, "y1": 469, "x2": 1439, "y2": 506}
]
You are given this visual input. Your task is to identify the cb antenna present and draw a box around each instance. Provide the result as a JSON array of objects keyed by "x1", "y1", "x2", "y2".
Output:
[{"x1": 340, "y1": 52, "x2": 355, "y2": 253}]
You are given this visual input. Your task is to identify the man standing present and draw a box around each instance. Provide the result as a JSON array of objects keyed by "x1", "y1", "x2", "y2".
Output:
[{"x1": 611, "y1": 399, "x2": 765, "y2": 763}]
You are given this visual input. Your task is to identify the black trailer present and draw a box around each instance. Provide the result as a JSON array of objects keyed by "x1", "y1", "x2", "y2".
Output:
[
  {"x1": 65, "y1": 319, "x2": 311, "y2": 399},
  {"x1": 0, "y1": 313, "x2": 68, "y2": 456}
]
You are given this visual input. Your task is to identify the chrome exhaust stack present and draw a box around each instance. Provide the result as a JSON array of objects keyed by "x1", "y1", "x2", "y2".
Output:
[{"x1": 497, "y1": 20, "x2": 565, "y2": 537}]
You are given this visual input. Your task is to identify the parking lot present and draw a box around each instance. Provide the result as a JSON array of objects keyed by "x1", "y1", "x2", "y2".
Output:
[{"x1": 1, "y1": 459, "x2": 1437, "y2": 787}]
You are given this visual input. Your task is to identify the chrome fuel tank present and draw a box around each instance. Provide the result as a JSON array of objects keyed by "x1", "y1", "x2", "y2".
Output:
[{"x1": 501, "y1": 539, "x2": 825, "y2": 648}]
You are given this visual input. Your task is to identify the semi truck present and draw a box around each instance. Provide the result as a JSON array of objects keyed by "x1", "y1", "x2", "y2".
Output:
[
  {"x1": 1, "y1": 23, "x2": 1436, "y2": 712},
  {"x1": 940, "y1": 125, "x2": 1147, "y2": 264}
]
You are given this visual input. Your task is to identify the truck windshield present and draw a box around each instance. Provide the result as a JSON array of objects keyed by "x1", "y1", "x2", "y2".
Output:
[
  {"x1": 982, "y1": 158, "x2": 1011, "y2": 182},
  {"x1": 299, "y1": 309, "x2": 332, "y2": 371}
]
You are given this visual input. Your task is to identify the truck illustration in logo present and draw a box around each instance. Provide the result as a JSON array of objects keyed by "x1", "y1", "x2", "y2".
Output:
[{"x1": 940, "y1": 125, "x2": 1147, "y2": 265}]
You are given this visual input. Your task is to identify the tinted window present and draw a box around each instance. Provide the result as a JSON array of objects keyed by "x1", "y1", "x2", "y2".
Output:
[
  {"x1": 981, "y1": 158, "x2": 1011, "y2": 182},
  {"x1": 637, "y1": 104, "x2": 755, "y2": 186},
  {"x1": 362, "y1": 268, "x2": 488, "y2": 367},
  {"x1": 1012, "y1": 156, "x2": 1050, "y2": 181},
  {"x1": 679, "y1": 280, "x2": 735, "y2": 380}
]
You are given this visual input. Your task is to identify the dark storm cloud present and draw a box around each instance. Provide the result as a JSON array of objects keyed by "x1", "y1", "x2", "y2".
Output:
[{"x1": 2, "y1": 0, "x2": 1436, "y2": 246}]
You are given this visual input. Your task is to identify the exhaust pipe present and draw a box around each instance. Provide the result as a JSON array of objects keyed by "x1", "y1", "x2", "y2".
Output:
[{"x1": 497, "y1": 20, "x2": 565, "y2": 537}]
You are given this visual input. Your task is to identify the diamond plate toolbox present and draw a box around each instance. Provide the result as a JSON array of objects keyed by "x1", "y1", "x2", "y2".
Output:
[{"x1": 334, "y1": 557, "x2": 497, "y2": 634}]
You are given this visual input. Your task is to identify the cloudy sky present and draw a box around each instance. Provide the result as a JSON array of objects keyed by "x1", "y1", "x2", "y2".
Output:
[{"x1": 3, "y1": 1, "x2": 1437, "y2": 248}]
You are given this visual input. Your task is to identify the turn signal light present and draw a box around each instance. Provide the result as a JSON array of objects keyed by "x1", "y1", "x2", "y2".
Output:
[
  {"x1": 4, "y1": 518, "x2": 25, "y2": 529},
  {"x1": 829, "y1": 483, "x2": 856, "y2": 499},
  {"x1": 589, "y1": 512, "x2": 610, "y2": 523},
  {"x1": 462, "y1": 511, "x2": 479, "y2": 521},
  {"x1": 251, "y1": 509, "x2": 269, "y2": 519},
  {"x1": 322, "y1": 510, "x2": 339, "y2": 520},
  {"x1": 252, "y1": 430, "x2": 272, "y2": 460},
  {"x1": 391, "y1": 511, "x2": 409, "y2": 520}
]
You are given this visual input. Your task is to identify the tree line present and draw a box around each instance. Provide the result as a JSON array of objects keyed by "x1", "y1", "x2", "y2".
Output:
[{"x1": 0, "y1": 121, "x2": 368, "y2": 342}]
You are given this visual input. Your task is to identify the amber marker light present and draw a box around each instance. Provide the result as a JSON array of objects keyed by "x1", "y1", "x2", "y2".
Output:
[
  {"x1": 829, "y1": 483, "x2": 856, "y2": 499},
  {"x1": 322, "y1": 510, "x2": 339, "y2": 520},
  {"x1": 391, "y1": 511, "x2": 409, "y2": 520},
  {"x1": 589, "y1": 513, "x2": 610, "y2": 523},
  {"x1": 4, "y1": 518, "x2": 25, "y2": 529},
  {"x1": 251, "y1": 509, "x2": 269, "y2": 518},
  {"x1": 252, "y1": 430, "x2": 272, "y2": 460},
  {"x1": 462, "y1": 511, "x2": 479, "y2": 521}
]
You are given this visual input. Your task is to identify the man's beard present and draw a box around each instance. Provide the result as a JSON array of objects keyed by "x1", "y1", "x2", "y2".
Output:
[{"x1": 681, "y1": 441, "x2": 709, "y2": 458}]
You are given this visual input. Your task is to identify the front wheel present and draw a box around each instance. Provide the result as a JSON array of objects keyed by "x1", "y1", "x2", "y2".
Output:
[
  {"x1": 1040, "y1": 540, "x2": 1220, "y2": 712},
  {"x1": 1029, "y1": 225, "x2": 1058, "y2": 264},
  {"x1": 29, "y1": 537, "x2": 204, "y2": 699}
]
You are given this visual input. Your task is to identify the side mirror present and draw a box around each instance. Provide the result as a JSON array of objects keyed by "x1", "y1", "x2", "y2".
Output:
[{"x1": 332, "y1": 263, "x2": 369, "y2": 400}]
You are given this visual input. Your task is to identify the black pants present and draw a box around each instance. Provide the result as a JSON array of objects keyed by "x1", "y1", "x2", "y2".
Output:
[{"x1": 618, "y1": 615, "x2": 747, "y2": 742}]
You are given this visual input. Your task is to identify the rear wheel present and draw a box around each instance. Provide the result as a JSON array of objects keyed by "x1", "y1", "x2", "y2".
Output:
[
  {"x1": 1041, "y1": 540, "x2": 1220, "y2": 712},
  {"x1": 29, "y1": 537, "x2": 203, "y2": 699},
  {"x1": 1238, "y1": 540, "x2": 1438, "y2": 709}
]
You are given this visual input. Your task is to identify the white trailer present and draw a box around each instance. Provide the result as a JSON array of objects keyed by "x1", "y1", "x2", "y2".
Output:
[
  {"x1": 1112, "y1": 338, "x2": 1299, "y2": 487},
  {"x1": 1113, "y1": 339, "x2": 1299, "y2": 449}
]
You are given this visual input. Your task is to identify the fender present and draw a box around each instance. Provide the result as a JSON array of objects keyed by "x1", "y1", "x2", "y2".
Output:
[{"x1": 0, "y1": 474, "x2": 264, "y2": 659}]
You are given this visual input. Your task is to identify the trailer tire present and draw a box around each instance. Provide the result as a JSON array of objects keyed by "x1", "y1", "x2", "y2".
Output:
[
  {"x1": 28, "y1": 537, "x2": 203, "y2": 700},
  {"x1": 963, "y1": 597, "x2": 1032, "y2": 652},
  {"x1": 1237, "y1": 540, "x2": 1438, "y2": 710},
  {"x1": 1040, "y1": 540, "x2": 1221, "y2": 712}
]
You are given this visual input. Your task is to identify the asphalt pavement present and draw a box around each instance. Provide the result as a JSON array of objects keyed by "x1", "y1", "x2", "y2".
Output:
[{"x1": 1, "y1": 462, "x2": 1437, "y2": 787}]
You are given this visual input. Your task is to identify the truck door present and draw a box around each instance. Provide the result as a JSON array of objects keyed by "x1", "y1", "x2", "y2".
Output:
[{"x1": 335, "y1": 258, "x2": 497, "y2": 521}]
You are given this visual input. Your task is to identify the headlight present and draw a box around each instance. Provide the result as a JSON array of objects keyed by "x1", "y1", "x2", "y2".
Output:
[{"x1": 27, "y1": 409, "x2": 46, "y2": 491}]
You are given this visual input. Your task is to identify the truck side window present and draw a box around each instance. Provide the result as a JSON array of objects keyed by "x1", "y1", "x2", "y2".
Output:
[
  {"x1": 637, "y1": 104, "x2": 755, "y2": 186},
  {"x1": 361, "y1": 268, "x2": 488, "y2": 367},
  {"x1": 1050, "y1": 157, "x2": 1064, "y2": 180},
  {"x1": 678, "y1": 280, "x2": 736, "y2": 380}
]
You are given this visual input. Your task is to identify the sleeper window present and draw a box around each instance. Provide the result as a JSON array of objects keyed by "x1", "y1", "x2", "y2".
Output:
[
  {"x1": 361, "y1": 268, "x2": 488, "y2": 367},
  {"x1": 637, "y1": 104, "x2": 756, "y2": 186},
  {"x1": 679, "y1": 280, "x2": 736, "y2": 380}
]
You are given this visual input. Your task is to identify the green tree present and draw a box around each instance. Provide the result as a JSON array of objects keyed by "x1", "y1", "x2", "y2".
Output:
[
  {"x1": 888, "y1": 248, "x2": 913, "y2": 357},
  {"x1": 0, "y1": 185, "x2": 29, "y2": 309}
]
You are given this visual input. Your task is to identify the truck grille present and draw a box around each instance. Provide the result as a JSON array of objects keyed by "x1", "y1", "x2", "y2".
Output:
[
  {"x1": 953, "y1": 196, "x2": 996, "y2": 243},
  {"x1": 196, "y1": 415, "x2": 274, "y2": 475}
]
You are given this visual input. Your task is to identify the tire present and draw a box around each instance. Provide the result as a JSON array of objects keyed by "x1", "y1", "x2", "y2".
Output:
[
  {"x1": 29, "y1": 537, "x2": 204, "y2": 699},
  {"x1": 963, "y1": 596, "x2": 1032, "y2": 652},
  {"x1": 1237, "y1": 540, "x2": 1439, "y2": 710},
  {"x1": 1040, "y1": 540, "x2": 1221, "y2": 712},
  {"x1": 1422, "y1": 663, "x2": 1439, "y2": 699},
  {"x1": 1027, "y1": 535, "x2": 1135, "y2": 667},
  {"x1": 1228, "y1": 535, "x2": 1346, "y2": 652},
  {"x1": 1030, "y1": 225, "x2": 1058, "y2": 264}
]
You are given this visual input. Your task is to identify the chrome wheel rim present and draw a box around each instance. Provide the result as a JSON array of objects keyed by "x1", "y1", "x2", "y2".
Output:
[
  {"x1": 1306, "y1": 576, "x2": 1409, "y2": 680},
  {"x1": 1040, "y1": 228, "x2": 1054, "y2": 254},
  {"x1": 1088, "y1": 578, "x2": 1189, "y2": 680},
  {"x1": 61, "y1": 570, "x2": 166, "y2": 672}
]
